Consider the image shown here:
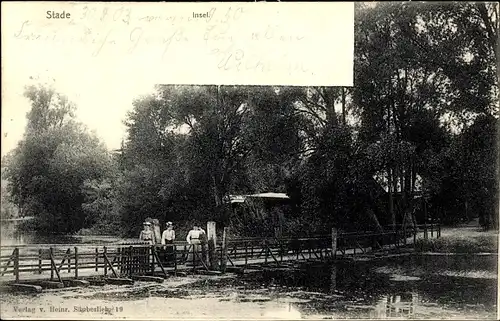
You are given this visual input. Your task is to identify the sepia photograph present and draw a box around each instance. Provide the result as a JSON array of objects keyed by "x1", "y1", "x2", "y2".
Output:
[{"x1": 1, "y1": 1, "x2": 499, "y2": 320}]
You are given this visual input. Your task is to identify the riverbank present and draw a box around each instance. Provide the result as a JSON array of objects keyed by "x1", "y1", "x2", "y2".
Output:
[{"x1": 415, "y1": 226, "x2": 498, "y2": 254}]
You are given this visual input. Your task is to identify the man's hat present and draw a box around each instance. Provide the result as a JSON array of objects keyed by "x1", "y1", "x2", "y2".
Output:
[
  {"x1": 143, "y1": 222, "x2": 151, "y2": 225},
  {"x1": 166, "y1": 221, "x2": 173, "y2": 226}
]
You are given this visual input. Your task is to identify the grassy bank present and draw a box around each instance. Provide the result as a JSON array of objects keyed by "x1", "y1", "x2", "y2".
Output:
[{"x1": 415, "y1": 227, "x2": 498, "y2": 253}]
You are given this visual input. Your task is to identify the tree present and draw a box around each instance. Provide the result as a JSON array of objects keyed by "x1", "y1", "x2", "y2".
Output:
[
  {"x1": 3, "y1": 83, "x2": 112, "y2": 234},
  {"x1": 351, "y1": 2, "x2": 498, "y2": 231},
  {"x1": 1, "y1": 178, "x2": 19, "y2": 220}
]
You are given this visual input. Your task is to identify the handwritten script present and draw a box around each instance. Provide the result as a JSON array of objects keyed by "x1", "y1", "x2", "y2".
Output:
[{"x1": 5, "y1": 3, "x2": 354, "y2": 85}]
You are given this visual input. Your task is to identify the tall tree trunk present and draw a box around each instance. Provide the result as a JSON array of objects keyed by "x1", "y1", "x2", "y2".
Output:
[
  {"x1": 367, "y1": 207, "x2": 384, "y2": 233},
  {"x1": 212, "y1": 175, "x2": 222, "y2": 207},
  {"x1": 323, "y1": 87, "x2": 338, "y2": 126},
  {"x1": 388, "y1": 167, "x2": 396, "y2": 230},
  {"x1": 411, "y1": 161, "x2": 417, "y2": 194},
  {"x1": 411, "y1": 205, "x2": 417, "y2": 230},
  {"x1": 465, "y1": 200, "x2": 469, "y2": 221},
  {"x1": 477, "y1": 3, "x2": 499, "y2": 91},
  {"x1": 400, "y1": 167, "x2": 408, "y2": 233},
  {"x1": 393, "y1": 164, "x2": 399, "y2": 225},
  {"x1": 341, "y1": 87, "x2": 347, "y2": 126}
]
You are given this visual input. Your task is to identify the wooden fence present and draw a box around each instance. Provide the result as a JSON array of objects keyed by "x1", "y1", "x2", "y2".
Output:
[{"x1": 0, "y1": 224, "x2": 440, "y2": 283}]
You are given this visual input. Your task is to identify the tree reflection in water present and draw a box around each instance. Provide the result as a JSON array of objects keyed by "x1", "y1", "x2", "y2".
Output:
[
  {"x1": 325, "y1": 263, "x2": 419, "y2": 319},
  {"x1": 372, "y1": 292, "x2": 418, "y2": 319},
  {"x1": 329, "y1": 264, "x2": 337, "y2": 293}
]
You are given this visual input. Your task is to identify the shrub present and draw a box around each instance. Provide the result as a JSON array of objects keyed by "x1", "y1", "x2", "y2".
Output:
[{"x1": 416, "y1": 234, "x2": 498, "y2": 253}]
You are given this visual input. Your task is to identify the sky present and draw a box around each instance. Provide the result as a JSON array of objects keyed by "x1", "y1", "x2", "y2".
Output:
[
  {"x1": 1, "y1": 72, "x2": 157, "y2": 157},
  {"x1": 1, "y1": 2, "x2": 354, "y2": 158},
  {"x1": 0, "y1": 75, "x2": 350, "y2": 158}
]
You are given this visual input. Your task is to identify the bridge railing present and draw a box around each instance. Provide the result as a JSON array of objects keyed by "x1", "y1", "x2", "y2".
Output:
[
  {"x1": 222, "y1": 236, "x2": 332, "y2": 267},
  {"x1": 0, "y1": 242, "x2": 161, "y2": 283},
  {"x1": 0, "y1": 224, "x2": 440, "y2": 283}
]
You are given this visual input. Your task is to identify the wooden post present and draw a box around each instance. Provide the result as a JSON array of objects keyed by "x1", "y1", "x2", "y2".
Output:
[
  {"x1": 104, "y1": 246, "x2": 108, "y2": 276},
  {"x1": 207, "y1": 221, "x2": 217, "y2": 270},
  {"x1": 132, "y1": 246, "x2": 135, "y2": 275},
  {"x1": 74, "y1": 247, "x2": 79, "y2": 279},
  {"x1": 152, "y1": 249, "x2": 167, "y2": 278},
  {"x1": 145, "y1": 246, "x2": 149, "y2": 275},
  {"x1": 173, "y1": 245, "x2": 178, "y2": 276},
  {"x1": 221, "y1": 227, "x2": 229, "y2": 273},
  {"x1": 117, "y1": 247, "x2": 122, "y2": 275},
  {"x1": 50, "y1": 247, "x2": 54, "y2": 281},
  {"x1": 331, "y1": 228, "x2": 338, "y2": 258},
  {"x1": 329, "y1": 264, "x2": 337, "y2": 293},
  {"x1": 296, "y1": 241, "x2": 300, "y2": 260},
  {"x1": 264, "y1": 239, "x2": 268, "y2": 265},
  {"x1": 103, "y1": 251, "x2": 118, "y2": 278},
  {"x1": 424, "y1": 201, "x2": 428, "y2": 239},
  {"x1": 14, "y1": 248, "x2": 19, "y2": 282},
  {"x1": 49, "y1": 249, "x2": 62, "y2": 283},
  {"x1": 244, "y1": 241, "x2": 248, "y2": 267},
  {"x1": 128, "y1": 246, "x2": 133, "y2": 276},
  {"x1": 68, "y1": 248, "x2": 71, "y2": 273},
  {"x1": 144, "y1": 246, "x2": 147, "y2": 275},
  {"x1": 274, "y1": 227, "x2": 281, "y2": 239},
  {"x1": 95, "y1": 247, "x2": 99, "y2": 272},
  {"x1": 38, "y1": 249, "x2": 42, "y2": 275},
  {"x1": 151, "y1": 245, "x2": 156, "y2": 276},
  {"x1": 192, "y1": 244, "x2": 196, "y2": 271},
  {"x1": 279, "y1": 239, "x2": 283, "y2": 262}
]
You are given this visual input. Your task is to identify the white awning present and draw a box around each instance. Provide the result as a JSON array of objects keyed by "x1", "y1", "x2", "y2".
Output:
[
  {"x1": 246, "y1": 193, "x2": 289, "y2": 199},
  {"x1": 226, "y1": 195, "x2": 246, "y2": 203},
  {"x1": 225, "y1": 193, "x2": 290, "y2": 204}
]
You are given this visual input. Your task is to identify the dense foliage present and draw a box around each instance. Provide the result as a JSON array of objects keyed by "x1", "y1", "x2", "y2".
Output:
[{"x1": 3, "y1": 84, "x2": 114, "y2": 234}]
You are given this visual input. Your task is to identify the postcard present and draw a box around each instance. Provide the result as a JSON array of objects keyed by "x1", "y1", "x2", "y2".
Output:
[{"x1": 1, "y1": 1, "x2": 498, "y2": 320}]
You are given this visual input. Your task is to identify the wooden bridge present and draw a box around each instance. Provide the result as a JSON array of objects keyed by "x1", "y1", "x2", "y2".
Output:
[{"x1": 0, "y1": 224, "x2": 440, "y2": 291}]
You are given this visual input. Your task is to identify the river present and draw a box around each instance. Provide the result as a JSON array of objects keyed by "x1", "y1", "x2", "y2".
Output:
[
  {"x1": 0, "y1": 221, "x2": 137, "y2": 246},
  {"x1": 1, "y1": 252, "x2": 497, "y2": 319}
]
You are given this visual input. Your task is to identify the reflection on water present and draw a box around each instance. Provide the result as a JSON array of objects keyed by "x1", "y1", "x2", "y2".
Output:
[
  {"x1": 372, "y1": 292, "x2": 418, "y2": 319},
  {"x1": 237, "y1": 255, "x2": 497, "y2": 319},
  {"x1": 0, "y1": 221, "x2": 133, "y2": 246},
  {"x1": 1, "y1": 231, "x2": 79, "y2": 246},
  {"x1": 1, "y1": 220, "x2": 497, "y2": 319}
]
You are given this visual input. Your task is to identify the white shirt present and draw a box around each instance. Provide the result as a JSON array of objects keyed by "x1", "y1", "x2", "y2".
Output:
[{"x1": 161, "y1": 229, "x2": 176, "y2": 244}]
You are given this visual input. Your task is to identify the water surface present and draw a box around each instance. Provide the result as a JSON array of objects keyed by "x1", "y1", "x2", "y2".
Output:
[
  {"x1": 1, "y1": 223, "x2": 497, "y2": 319},
  {"x1": 181, "y1": 254, "x2": 498, "y2": 319}
]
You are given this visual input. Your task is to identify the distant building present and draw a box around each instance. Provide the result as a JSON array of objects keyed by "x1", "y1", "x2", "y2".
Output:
[{"x1": 223, "y1": 192, "x2": 291, "y2": 237}]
